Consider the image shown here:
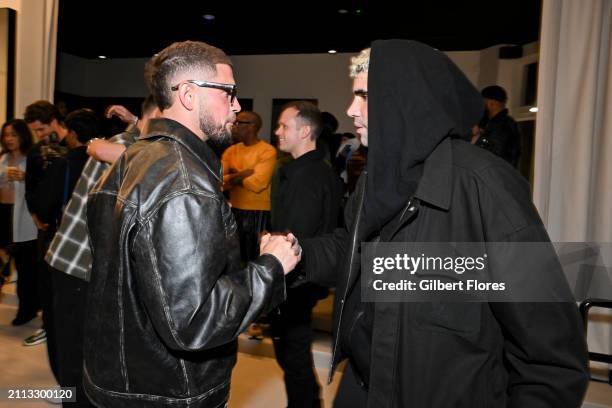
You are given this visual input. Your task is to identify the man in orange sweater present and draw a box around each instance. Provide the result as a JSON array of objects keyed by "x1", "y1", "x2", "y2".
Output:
[{"x1": 222, "y1": 111, "x2": 276, "y2": 262}]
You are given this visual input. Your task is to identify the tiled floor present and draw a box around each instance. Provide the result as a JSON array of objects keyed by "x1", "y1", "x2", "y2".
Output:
[{"x1": 1, "y1": 281, "x2": 610, "y2": 407}]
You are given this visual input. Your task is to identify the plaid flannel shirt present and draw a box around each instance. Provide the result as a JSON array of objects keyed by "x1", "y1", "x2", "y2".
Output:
[{"x1": 45, "y1": 126, "x2": 139, "y2": 281}]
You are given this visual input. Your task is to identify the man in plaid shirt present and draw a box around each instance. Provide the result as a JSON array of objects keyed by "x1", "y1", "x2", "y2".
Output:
[
  {"x1": 42, "y1": 97, "x2": 158, "y2": 407},
  {"x1": 45, "y1": 98, "x2": 158, "y2": 279}
]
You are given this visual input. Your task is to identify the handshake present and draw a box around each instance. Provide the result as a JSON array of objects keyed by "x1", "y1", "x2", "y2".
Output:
[{"x1": 259, "y1": 232, "x2": 301, "y2": 275}]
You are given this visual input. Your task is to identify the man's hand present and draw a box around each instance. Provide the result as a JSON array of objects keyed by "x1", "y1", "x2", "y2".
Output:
[
  {"x1": 260, "y1": 233, "x2": 301, "y2": 275},
  {"x1": 284, "y1": 233, "x2": 302, "y2": 258},
  {"x1": 105, "y1": 105, "x2": 138, "y2": 125}
]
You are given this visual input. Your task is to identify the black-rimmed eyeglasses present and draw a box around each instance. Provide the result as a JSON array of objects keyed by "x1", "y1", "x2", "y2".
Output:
[{"x1": 171, "y1": 80, "x2": 238, "y2": 104}]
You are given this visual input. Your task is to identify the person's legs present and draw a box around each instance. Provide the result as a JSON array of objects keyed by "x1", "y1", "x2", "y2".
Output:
[
  {"x1": 34, "y1": 230, "x2": 59, "y2": 382},
  {"x1": 52, "y1": 268, "x2": 94, "y2": 407},
  {"x1": 232, "y1": 208, "x2": 251, "y2": 263},
  {"x1": 246, "y1": 210, "x2": 269, "y2": 261},
  {"x1": 12, "y1": 239, "x2": 40, "y2": 324},
  {"x1": 270, "y1": 299, "x2": 321, "y2": 408},
  {"x1": 232, "y1": 209, "x2": 270, "y2": 263}
]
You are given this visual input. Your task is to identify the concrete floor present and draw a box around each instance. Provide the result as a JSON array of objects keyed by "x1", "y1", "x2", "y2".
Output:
[{"x1": 1, "y1": 280, "x2": 610, "y2": 407}]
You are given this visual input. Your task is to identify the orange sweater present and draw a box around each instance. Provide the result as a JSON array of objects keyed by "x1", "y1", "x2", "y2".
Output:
[{"x1": 221, "y1": 140, "x2": 277, "y2": 211}]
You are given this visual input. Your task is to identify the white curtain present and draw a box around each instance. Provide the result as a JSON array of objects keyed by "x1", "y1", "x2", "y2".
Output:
[
  {"x1": 534, "y1": 0, "x2": 612, "y2": 372},
  {"x1": 41, "y1": 0, "x2": 58, "y2": 101},
  {"x1": 0, "y1": 0, "x2": 60, "y2": 115}
]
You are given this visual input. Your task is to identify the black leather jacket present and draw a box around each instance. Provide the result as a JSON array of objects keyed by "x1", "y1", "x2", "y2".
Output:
[{"x1": 84, "y1": 118, "x2": 286, "y2": 408}]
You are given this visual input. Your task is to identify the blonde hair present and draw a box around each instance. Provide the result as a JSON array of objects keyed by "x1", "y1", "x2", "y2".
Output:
[{"x1": 349, "y1": 48, "x2": 371, "y2": 78}]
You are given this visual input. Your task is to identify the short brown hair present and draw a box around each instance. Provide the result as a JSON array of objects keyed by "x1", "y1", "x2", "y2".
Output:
[
  {"x1": 24, "y1": 100, "x2": 61, "y2": 125},
  {"x1": 145, "y1": 41, "x2": 232, "y2": 110},
  {"x1": 281, "y1": 101, "x2": 323, "y2": 140}
]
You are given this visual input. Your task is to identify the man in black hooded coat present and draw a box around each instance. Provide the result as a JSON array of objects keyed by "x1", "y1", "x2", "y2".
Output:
[{"x1": 296, "y1": 40, "x2": 589, "y2": 408}]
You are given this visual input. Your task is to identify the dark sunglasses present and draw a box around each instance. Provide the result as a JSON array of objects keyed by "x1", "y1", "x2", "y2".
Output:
[{"x1": 171, "y1": 80, "x2": 238, "y2": 104}]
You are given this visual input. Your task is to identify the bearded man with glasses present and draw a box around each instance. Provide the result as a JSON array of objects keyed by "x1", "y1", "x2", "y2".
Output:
[{"x1": 83, "y1": 41, "x2": 299, "y2": 408}]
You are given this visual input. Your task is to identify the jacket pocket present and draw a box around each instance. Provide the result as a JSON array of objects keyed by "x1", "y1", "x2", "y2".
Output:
[{"x1": 341, "y1": 302, "x2": 373, "y2": 387}]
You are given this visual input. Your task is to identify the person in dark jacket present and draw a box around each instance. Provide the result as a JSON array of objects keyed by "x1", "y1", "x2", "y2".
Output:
[
  {"x1": 475, "y1": 85, "x2": 522, "y2": 167},
  {"x1": 35, "y1": 108, "x2": 99, "y2": 407},
  {"x1": 84, "y1": 40, "x2": 300, "y2": 408},
  {"x1": 296, "y1": 40, "x2": 589, "y2": 408},
  {"x1": 22, "y1": 100, "x2": 69, "y2": 371},
  {"x1": 35, "y1": 109, "x2": 98, "y2": 229},
  {"x1": 271, "y1": 101, "x2": 342, "y2": 408}
]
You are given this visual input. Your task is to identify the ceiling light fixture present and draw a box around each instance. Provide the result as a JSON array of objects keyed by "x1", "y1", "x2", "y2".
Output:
[
  {"x1": 338, "y1": 9, "x2": 348, "y2": 14},
  {"x1": 203, "y1": 14, "x2": 215, "y2": 20},
  {"x1": 529, "y1": 106, "x2": 538, "y2": 113},
  {"x1": 98, "y1": 55, "x2": 106, "y2": 59}
]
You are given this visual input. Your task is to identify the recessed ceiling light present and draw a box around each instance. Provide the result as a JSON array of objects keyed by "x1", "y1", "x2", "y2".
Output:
[
  {"x1": 338, "y1": 9, "x2": 348, "y2": 14},
  {"x1": 328, "y1": 50, "x2": 337, "y2": 54},
  {"x1": 355, "y1": 9, "x2": 362, "y2": 13},
  {"x1": 203, "y1": 14, "x2": 215, "y2": 20},
  {"x1": 98, "y1": 55, "x2": 106, "y2": 59},
  {"x1": 529, "y1": 106, "x2": 538, "y2": 113}
]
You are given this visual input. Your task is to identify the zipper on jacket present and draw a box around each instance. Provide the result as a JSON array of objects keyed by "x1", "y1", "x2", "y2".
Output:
[{"x1": 328, "y1": 172, "x2": 367, "y2": 384}]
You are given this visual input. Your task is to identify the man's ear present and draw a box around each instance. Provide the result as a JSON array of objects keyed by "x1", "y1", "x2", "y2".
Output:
[
  {"x1": 176, "y1": 83, "x2": 197, "y2": 111},
  {"x1": 300, "y1": 125, "x2": 312, "y2": 140}
]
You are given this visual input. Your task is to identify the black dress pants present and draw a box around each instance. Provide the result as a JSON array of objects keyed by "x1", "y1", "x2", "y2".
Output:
[
  {"x1": 51, "y1": 267, "x2": 94, "y2": 407},
  {"x1": 12, "y1": 239, "x2": 40, "y2": 319},
  {"x1": 231, "y1": 208, "x2": 269, "y2": 263},
  {"x1": 269, "y1": 288, "x2": 322, "y2": 408},
  {"x1": 37, "y1": 229, "x2": 59, "y2": 383}
]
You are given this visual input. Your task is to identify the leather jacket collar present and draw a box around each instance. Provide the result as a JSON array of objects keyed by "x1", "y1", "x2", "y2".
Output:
[{"x1": 141, "y1": 118, "x2": 223, "y2": 182}]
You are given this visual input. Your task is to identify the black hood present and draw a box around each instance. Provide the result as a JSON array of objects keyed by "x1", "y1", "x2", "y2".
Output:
[{"x1": 361, "y1": 39, "x2": 484, "y2": 236}]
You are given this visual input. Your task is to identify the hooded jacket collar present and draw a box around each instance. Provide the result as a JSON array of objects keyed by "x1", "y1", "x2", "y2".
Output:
[{"x1": 414, "y1": 137, "x2": 453, "y2": 210}]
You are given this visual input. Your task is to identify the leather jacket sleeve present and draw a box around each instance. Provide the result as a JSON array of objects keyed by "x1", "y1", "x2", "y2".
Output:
[{"x1": 131, "y1": 191, "x2": 286, "y2": 352}]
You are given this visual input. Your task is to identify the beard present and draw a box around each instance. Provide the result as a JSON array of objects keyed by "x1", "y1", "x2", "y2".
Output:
[{"x1": 198, "y1": 101, "x2": 232, "y2": 144}]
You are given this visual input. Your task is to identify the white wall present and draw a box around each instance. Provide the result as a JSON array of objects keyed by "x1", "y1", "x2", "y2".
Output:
[
  {"x1": 232, "y1": 53, "x2": 355, "y2": 138},
  {"x1": 496, "y1": 43, "x2": 540, "y2": 120},
  {"x1": 477, "y1": 45, "x2": 502, "y2": 90}
]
